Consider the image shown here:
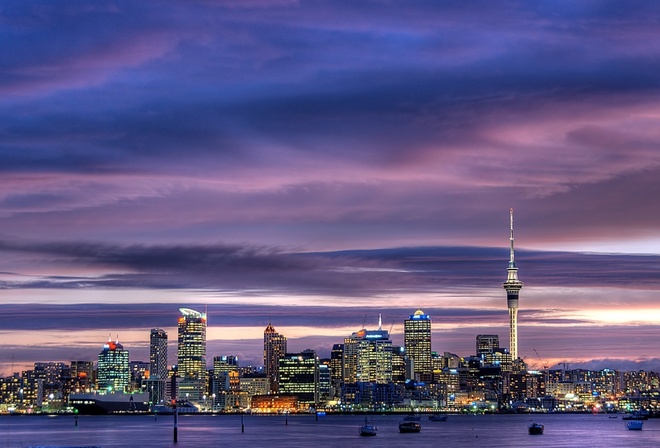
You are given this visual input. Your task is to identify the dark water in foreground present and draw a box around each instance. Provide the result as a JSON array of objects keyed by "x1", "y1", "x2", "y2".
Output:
[{"x1": 2, "y1": 413, "x2": 659, "y2": 448}]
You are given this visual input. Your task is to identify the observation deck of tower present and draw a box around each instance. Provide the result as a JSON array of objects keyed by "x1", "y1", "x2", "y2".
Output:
[{"x1": 502, "y1": 208, "x2": 523, "y2": 360}]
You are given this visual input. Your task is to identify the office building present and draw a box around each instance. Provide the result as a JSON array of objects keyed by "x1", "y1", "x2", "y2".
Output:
[
  {"x1": 278, "y1": 350, "x2": 319, "y2": 408},
  {"x1": 177, "y1": 308, "x2": 207, "y2": 402},
  {"x1": 343, "y1": 318, "x2": 393, "y2": 385},
  {"x1": 476, "y1": 335, "x2": 500, "y2": 356},
  {"x1": 404, "y1": 309, "x2": 432, "y2": 382},
  {"x1": 97, "y1": 336, "x2": 130, "y2": 393},
  {"x1": 147, "y1": 328, "x2": 168, "y2": 405}
]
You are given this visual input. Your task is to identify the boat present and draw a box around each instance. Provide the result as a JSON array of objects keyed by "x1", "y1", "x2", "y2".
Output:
[
  {"x1": 528, "y1": 422, "x2": 544, "y2": 435},
  {"x1": 428, "y1": 414, "x2": 448, "y2": 422},
  {"x1": 68, "y1": 391, "x2": 149, "y2": 414},
  {"x1": 399, "y1": 421, "x2": 422, "y2": 433},
  {"x1": 403, "y1": 413, "x2": 422, "y2": 421},
  {"x1": 359, "y1": 417, "x2": 378, "y2": 436},
  {"x1": 622, "y1": 410, "x2": 649, "y2": 420},
  {"x1": 627, "y1": 420, "x2": 644, "y2": 430}
]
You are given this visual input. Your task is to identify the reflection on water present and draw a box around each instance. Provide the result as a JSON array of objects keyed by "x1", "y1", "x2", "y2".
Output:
[{"x1": 1, "y1": 413, "x2": 659, "y2": 448}]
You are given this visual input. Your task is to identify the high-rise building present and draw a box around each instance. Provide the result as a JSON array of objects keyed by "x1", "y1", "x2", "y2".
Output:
[
  {"x1": 149, "y1": 329, "x2": 168, "y2": 380},
  {"x1": 97, "y1": 336, "x2": 130, "y2": 393},
  {"x1": 503, "y1": 208, "x2": 523, "y2": 360},
  {"x1": 476, "y1": 335, "x2": 500, "y2": 356},
  {"x1": 404, "y1": 309, "x2": 432, "y2": 382},
  {"x1": 278, "y1": 350, "x2": 319, "y2": 408},
  {"x1": 177, "y1": 308, "x2": 207, "y2": 402},
  {"x1": 264, "y1": 323, "x2": 287, "y2": 393},
  {"x1": 69, "y1": 361, "x2": 95, "y2": 392},
  {"x1": 147, "y1": 328, "x2": 168, "y2": 406},
  {"x1": 343, "y1": 319, "x2": 393, "y2": 385}
]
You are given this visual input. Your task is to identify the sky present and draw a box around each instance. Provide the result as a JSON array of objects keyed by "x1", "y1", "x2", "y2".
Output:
[{"x1": 2, "y1": 0, "x2": 660, "y2": 376}]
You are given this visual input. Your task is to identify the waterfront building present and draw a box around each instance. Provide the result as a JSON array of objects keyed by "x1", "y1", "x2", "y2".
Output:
[
  {"x1": 177, "y1": 308, "x2": 207, "y2": 402},
  {"x1": 318, "y1": 363, "x2": 331, "y2": 403},
  {"x1": 263, "y1": 323, "x2": 287, "y2": 393},
  {"x1": 278, "y1": 350, "x2": 319, "y2": 408},
  {"x1": 147, "y1": 328, "x2": 168, "y2": 405},
  {"x1": 502, "y1": 208, "x2": 523, "y2": 361},
  {"x1": 97, "y1": 336, "x2": 130, "y2": 393},
  {"x1": 404, "y1": 309, "x2": 432, "y2": 382},
  {"x1": 211, "y1": 355, "x2": 240, "y2": 410},
  {"x1": 240, "y1": 375, "x2": 270, "y2": 399}
]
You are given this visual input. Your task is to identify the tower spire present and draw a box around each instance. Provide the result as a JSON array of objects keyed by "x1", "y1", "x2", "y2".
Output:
[{"x1": 509, "y1": 207, "x2": 515, "y2": 268}]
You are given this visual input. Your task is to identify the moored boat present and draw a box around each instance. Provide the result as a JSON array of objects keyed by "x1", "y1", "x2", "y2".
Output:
[
  {"x1": 627, "y1": 420, "x2": 644, "y2": 430},
  {"x1": 68, "y1": 391, "x2": 149, "y2": 415},
  {"x1": 359, "y1": 419, "x2": 378, "y2": 436},
  {"x1": 399, "y1": 421, "x2": 422, "y2": 433},
  {"x1": 428, "y1": 414, "x2": 448, "y2": 422},
  {"x1": 528, "y1": 422, "x2": 544, "y2": 435},
  {"x1": 403, "y1": 413, "x2": 421, "y2": 421}
]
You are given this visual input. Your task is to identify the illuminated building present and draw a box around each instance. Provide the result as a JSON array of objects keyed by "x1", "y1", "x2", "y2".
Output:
[
  {"x1": 343, "y1": 317, "x2": 393, "y2": 385},
  {"x1": 251, "y1": 394, "x2": 298, "y2": 413},
  {"x1": 476, "y1": 335, "x2": 499, "y2": 356},
  {"x1": 97, "y1": 336, "x2": 130, "y2": 393},
  {"x1": 147, "y1": 328, "x2": 168, "y2": 406},
  {"x1": 177, "y1": 308, "x2": 207, "y2": 402},
  {"x1": 211, "y1": 355, "x2": 240, "y2": 410},
  {"x1": 149, "y1": 329, "x2": 168, "y2": 380},
  {"x1": 391, "y1": 346, "x2": 407, "y2": 384},
  {"x1": 404, "y1": 309, "x2": 432, "y2": 382},
  {"x1": 263, "y1": 323, "x2": 287, "y2": 393},
  {"x1": 70, "y1": 361, "x2": 95, "y2": 392},
  {"x1": 278, "y1": 350, "x2": 319, "y2": 408},
  {"x1": 502, "y1": 208, "x2": 523, "y2": 360}
]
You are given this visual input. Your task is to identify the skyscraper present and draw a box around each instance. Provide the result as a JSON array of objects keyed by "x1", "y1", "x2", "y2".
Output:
[
  {"x1": 404, "y1": 309, "x2": 432, "y2": 382},
  {"x1": 97, "y1": 336, "x2": 130, "y2": 393},
  {"x1": 177, "y1": 308, "x2": 207, "y2": 402},
  {"x1": 502, "y1": 208, "x2": 523, "y2": 360},
  {"x1": 278, "y1": 350, "x2": 319, "y2": 407},
  {"x1": 264, "y1": 323, "x2": 287, "y2": 393},
  {"x1": 149, "y1": 328, "x2": 168, "y2": 380},
  {"x1": 147, "y1": 328, "x2": 168, "y2": 406},
  {"x1": 343, "y1": 319, "x2": 393, "y2": 385}
]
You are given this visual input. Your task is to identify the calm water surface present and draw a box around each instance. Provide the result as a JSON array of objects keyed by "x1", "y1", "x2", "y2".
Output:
[{"x1": 2, "y1": 413, "x2": 659, "y2": 448}]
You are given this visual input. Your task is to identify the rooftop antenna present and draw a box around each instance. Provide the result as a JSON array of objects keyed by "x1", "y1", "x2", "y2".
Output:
[{"x1": 378, "y1": 313, "x2": 382, "y2": 331}]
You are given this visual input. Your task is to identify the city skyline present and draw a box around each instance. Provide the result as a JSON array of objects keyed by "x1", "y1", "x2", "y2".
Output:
[{"x1": 2, "y1": 1, "x2": 660, "y2": 375}]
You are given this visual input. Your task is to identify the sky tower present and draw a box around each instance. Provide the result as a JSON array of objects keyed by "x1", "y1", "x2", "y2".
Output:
[{"x1": 503, "y1": 208, "x2": 523, "y2": 360}]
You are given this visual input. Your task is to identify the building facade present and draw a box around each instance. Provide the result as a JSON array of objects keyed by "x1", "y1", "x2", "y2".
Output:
[
  {"x1": 264, "y1": 323, "x2": 287, "y2": 393},
  {"x1": 404, "y1": 309, "x2": 432, "y2": 382},
  {"x1": 278, "y1": 350, "x2": 319, "y2": 408},
  {"x1": 97, "y1": 337, "x2": 130, "y2": 393},
  {"x1": 177, "y1": 308, "x2": 207, "y2": 402}
]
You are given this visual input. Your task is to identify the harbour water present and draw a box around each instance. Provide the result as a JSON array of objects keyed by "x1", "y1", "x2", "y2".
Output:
[{"x1": 2, "y1": 413, "x2": 659, "y2": 448}]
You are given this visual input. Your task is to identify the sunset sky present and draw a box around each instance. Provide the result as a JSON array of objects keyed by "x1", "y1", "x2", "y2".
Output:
[{"x1": 2, "y1": 1, "x2": 660, "y2": 376}]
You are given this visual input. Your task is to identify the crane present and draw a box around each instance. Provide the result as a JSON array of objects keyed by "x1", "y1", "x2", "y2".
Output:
[
  {"x1": 533, "y1": 349, "x2": 550, "y2": 387},
  {"x1": 533, "y1": 349, "x2": 548, "y2": 370}
]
